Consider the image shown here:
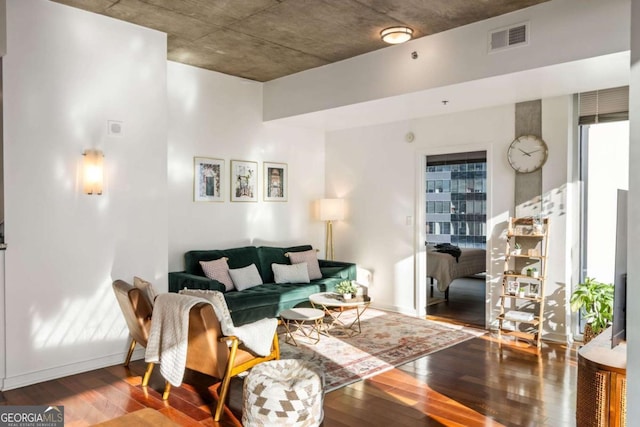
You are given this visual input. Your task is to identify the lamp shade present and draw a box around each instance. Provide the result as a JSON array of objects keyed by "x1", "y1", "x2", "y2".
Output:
[{"x1": 319, "y1": 198, "x2": 344, "y2": 221}]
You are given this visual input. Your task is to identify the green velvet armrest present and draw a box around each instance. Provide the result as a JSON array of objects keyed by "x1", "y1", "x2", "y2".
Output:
[
  {"x1": 318, "y1": 260, "x2": 357, "y2": 281},
  {"x1": 168, "y1": 271, "x2": 226, "y2": 293}
]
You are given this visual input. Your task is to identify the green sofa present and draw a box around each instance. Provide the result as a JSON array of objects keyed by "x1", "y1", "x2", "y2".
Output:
[{"x1": 168, "y1": 244, "x2": 356, "y2": 325}]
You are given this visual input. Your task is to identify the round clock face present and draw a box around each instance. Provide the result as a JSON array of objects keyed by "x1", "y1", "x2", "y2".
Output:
[{"x1": 507, "y1": 135, "x2": 548, "y2": 173}]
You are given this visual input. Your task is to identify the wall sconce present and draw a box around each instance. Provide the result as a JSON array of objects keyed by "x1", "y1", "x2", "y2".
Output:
[
  {"x1": 380, "y1": 26, "x2": 414, "y2": 44},
  {"x1": 319, "y1": 198, "x2": 345, "y2": 260},
  {"x1": 83, "y1": 149, "x2": 104, "y2": 195}
]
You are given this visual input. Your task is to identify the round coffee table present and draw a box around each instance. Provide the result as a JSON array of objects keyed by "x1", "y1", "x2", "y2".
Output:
[
  {"x1": 280, "y1": 307, "x2": 325, "y2": 346},
  {"x1": 309, "y1": 292, "x2": 371, "y2": 337}
]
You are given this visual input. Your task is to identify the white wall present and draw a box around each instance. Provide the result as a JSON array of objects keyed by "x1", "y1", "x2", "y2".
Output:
[
  {"x1": 0, "y1": 0, "x2": 327, "y2": 390},
  {"x1": 326, "y1": 105, "x2": 513, "y2": 315},
  {"x1": 326, "y1": 96, "x2": 575, "y2": 340},
  {"x1": 540, "y1": 95, "x2": 574, "y2": 342},
  {"x1": 264, "y1": 0, "x2": 630, "y2": 121},
  {"x1": 0, "y1": 0, "x2": 6, "y2": 56},
  {"x1": 2, "y1": 1, "x2": 168, "y2": 389},
  {"x1": 166, "y1": 62, "x2": 326, "y2": 270},
  {"x1": 627, "y1": 0, "x2": 640, "y2": 421}
]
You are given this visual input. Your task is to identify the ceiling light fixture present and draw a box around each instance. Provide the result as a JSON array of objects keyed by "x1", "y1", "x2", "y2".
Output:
[{"x1": 380, "y1": 26, "x2": 413, "y2": 44}]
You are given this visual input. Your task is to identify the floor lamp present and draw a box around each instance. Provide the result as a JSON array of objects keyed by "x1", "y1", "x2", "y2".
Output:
[{"x1": 319, "y1": 198, "x2": 344, "y2": 261}]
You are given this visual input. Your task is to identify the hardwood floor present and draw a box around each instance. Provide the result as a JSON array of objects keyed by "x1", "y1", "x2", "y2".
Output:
[
  {"x1": 0, "y1": 333, "x2": 577, "y2": 427},
  {"x1": 427, "y1": 275, "x2": 486, "y2": 327}
]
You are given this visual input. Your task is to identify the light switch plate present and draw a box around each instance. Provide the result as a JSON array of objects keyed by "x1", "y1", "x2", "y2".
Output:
[{"x1": 108, "y1": 120, "x2": 123, "y2": 136}]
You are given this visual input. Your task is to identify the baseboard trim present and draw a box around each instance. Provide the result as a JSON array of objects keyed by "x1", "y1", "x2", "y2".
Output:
[
  {"x1": 2, "y1": 348, "x2": 145, "y2": 391},
  {"x1": 371, "y1": 302, "x2": 419, "y2": 317},
  {"x1": 542, "y1": 332, "x2": 570, "y2": 344}
]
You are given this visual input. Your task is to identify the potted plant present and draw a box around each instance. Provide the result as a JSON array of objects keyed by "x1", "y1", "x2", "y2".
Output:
[
  {"x1": 512, "y1": 243, "x2": 522, "y2": 255},
  {"x1": 335, "y1": 280, "x2": 357, "y2": 300},
  {"x1": 518, "y1": 285, "x2": 527, "y2": 298},
  {"x1": 570, "y1": 277, "x2": 614, "y2": 343},
  {"x1": 530, "y1": 267, "x2": 539, "y2": 278}
]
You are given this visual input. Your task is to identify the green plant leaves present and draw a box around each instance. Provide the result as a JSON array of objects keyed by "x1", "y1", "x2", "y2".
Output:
[{"x1": 570, "y1": 277, "x2": 614, "y2": 334}]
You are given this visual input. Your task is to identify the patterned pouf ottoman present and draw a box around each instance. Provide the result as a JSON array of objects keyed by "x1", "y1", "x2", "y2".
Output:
[{"x1": 242, "y1": 359, "x2": 324, "y2": 427}]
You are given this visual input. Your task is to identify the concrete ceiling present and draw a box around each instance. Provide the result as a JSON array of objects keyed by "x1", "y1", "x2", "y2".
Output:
[{"x1": 52, "y1": 0, "x2": 548, "y2": 82}]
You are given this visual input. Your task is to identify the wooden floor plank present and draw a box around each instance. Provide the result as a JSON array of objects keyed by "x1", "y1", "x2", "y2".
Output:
[{"x1": 0, "y1": 333, "x2": 577, "y2": 426}]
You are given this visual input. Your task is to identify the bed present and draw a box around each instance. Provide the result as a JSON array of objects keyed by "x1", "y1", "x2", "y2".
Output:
[{"x1": 427, "y1": 246, "x2": 486, "y2": 296}]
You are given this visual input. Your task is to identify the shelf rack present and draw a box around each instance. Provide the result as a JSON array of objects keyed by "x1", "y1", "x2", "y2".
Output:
[{"x1": 498, "y1": 217, "x2": 550, "y2": 348}]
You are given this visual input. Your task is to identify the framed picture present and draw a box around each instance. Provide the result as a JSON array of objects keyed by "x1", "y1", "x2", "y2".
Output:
[
  {"x1": 194, "y1": 157, "x2": 224, "y2": 202},
  {"x1": 528, "y1": 282, "x2": 540, "y2": 298},
  {"x1": 264, "y1": 162, "x2": 287, "y2": 202},
  {"x1": 230, "y1": 160, "x2": 258, "y2": 202}
]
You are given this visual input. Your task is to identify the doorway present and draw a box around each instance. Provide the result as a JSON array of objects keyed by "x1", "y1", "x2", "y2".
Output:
[{"x1": 424, "y1": 151, "x2": 487, "y2": 327}]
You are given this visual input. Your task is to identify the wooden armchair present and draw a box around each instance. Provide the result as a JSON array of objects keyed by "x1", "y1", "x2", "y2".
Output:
[
  {"x1": 162, "y1": 302, "x2": 280, "y2": 421},
  {"x1": 112, "y1": 280, "x2": 155, "y2": 387}
]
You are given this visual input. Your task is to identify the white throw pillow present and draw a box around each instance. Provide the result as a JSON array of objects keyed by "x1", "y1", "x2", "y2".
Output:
[
  {"x1": 287, "y1": 249, "x2": 322, "y2": 280},
  {"x1": 199, "y1": 257, "x2": 235, "y2": 291},
  {"x1": 272, "y1": 262, "x2": 310, "y2": 284},
  {"x1": 229, "y1": 264, "x2": 263, "y2": 291},
  {"x1": 133, "y1": 276, "x2": 158, "y2": 307}
]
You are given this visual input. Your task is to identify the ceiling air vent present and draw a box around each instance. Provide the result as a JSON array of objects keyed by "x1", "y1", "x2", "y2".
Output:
[{"x1": 489, "y1": 22, "x2": 528, "y2": 52}]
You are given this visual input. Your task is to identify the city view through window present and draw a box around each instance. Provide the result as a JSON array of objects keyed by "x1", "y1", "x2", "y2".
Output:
[{"x1": 426, "y1": 152, "x2": 487, "y2": 249}]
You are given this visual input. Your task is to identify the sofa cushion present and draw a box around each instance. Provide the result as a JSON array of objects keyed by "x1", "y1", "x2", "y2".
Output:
[
  {"x1": 287, "y1": 249, "x2": 322, "y2": 280},
  {"x1": 199, "y1": 257, "x2": 234, "y2": 291},
  {"x1": 224, "y1": 277, "x2": 342, "y2": 325},
  {"x1": 257, "y1": 245, "x2": 313, "y2": 283},
  {"x1": 229, "y1": 264, "x2": 263, "y2": 291},
  {"x1": 272, "y1": 263, "x2": 310, "y2": 284},
  {"x1": 184, "y1": 246, "x2": 261, "y2": 276}
]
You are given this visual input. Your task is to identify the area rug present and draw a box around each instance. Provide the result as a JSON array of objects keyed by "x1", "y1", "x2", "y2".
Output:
[{"x1": 279, "y1": 308, "x2": 483, "y2": 392}]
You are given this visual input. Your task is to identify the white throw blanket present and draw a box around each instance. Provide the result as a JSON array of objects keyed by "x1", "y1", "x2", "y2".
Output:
[
  {"x1": 146, "y1": 291, "x2": 278, "y2": 387},
  {"x1": 179, "y1": 288, "x2": 278, "y2": 357},
  {"x1": 145, "y1": 293, "x2": 204, "y2": 387}
]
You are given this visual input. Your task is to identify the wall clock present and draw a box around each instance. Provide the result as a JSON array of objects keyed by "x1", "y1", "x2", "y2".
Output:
[{"x1": 507, "y1": 135, "x2": 548, "y2": 173}]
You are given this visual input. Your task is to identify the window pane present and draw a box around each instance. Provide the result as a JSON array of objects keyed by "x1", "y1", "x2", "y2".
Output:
[
  {"x1": 426, "y1": 153, "x2": 487, "y2": 249},
  {"x1": 475, "y1": 178, "x2": 483, "y2": 193}
]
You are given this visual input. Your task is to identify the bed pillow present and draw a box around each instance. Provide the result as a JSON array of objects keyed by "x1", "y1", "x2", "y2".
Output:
[
  {"x1": 199, "y1": 257, "x2": 235, "y2": 291},
  {"x1": 272, "y1": 263, "x2": 310, "y2": 284},
  {"x1": 229, "y1": 264, "x2": 263, "y2": 291},
  {"x1": 287, "y1": 249, "x2": 322, "y2": 280},
  {"x1": 133, "y1": 276, "x2": 158, "y2": 307}
]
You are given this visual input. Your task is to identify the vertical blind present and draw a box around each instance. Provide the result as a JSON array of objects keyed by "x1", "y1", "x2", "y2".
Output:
[{"x1": 578, "y1": 86, "x2": 629, "y2": 125}]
